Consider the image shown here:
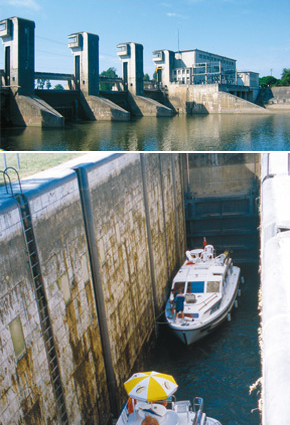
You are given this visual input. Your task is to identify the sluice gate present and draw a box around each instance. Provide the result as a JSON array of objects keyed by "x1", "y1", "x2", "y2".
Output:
[{"x1": 184, "y1": 153, "x2": 260, "y2": 263}]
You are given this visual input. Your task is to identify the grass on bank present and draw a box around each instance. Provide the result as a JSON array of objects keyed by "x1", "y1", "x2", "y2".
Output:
[{"x1": 0, "y1": 152, "x2": 85, "y2": 183}]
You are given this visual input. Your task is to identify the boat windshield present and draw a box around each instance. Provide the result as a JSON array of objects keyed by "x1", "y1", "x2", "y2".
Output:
[
  {"x1": 206, "y1": 280, "x2": 220, "y2": 293},
  {"x1": 173, "y1": 282, "x2": 185, "y2": 293},
  {"x1": 187, "y1": 281, "x2": 205, "y2": 293}
]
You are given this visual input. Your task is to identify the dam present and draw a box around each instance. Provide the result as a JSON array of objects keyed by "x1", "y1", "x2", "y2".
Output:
[
  {"x1": 0, "y1": 152, "x2": 264, "y2": 424},
  {"x1": 0, "y1": 16, "x2": 270, "y2": 129}
]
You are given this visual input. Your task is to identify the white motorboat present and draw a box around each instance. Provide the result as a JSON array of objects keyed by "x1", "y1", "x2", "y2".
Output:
[
  {"x1": 165, "y1": 243, "x2": 240, "y2": 345},
  {"x1": 116, "y1": 396, "x2": 222, "y2": 425},
  {"x1": 116, "y1": 371, "x2": 222, "y2": 425}
]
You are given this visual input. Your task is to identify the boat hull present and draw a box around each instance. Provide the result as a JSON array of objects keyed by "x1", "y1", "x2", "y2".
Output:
[{"x1": 167, "y1": 266, "x2": 240, "y2": 346}]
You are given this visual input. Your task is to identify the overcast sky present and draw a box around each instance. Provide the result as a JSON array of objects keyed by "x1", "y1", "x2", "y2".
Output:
[{"x1": 0, "y1": 0, "x2": 289, "y2": 79}]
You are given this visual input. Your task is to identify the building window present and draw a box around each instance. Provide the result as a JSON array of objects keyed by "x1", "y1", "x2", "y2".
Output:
[{"x1": 0, "y1": 22, "x2": 7, "y2": 32}]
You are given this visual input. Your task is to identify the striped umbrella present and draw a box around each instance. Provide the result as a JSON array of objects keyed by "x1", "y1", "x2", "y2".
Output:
[{"x1": 124, "y1": 371, "x2": 178, "y2": 402}]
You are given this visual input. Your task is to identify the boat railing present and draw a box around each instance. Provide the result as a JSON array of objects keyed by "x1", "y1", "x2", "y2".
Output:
[
  {"x1": 174, "y1": 400, "x2": 191, "y2": 421},
  {"x1": 192, "y1": 397, "x2": 204, "y2": 425}
]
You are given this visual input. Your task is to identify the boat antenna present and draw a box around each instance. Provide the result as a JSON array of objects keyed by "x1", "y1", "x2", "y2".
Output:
[{"x1": 178, "y1": 29, "x2": 180, "y2": 51}]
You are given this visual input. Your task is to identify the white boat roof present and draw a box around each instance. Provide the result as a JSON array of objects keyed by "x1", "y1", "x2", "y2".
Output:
[{"x1": 173, "y1": 261, "x2": 225, "y2": 282}]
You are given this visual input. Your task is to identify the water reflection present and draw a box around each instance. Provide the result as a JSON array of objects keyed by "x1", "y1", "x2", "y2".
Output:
[{"x1": 1, "y1": 113, "x2": 290, "y2": 151}]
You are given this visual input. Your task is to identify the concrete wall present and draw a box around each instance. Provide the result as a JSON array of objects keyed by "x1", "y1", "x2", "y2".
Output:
[
  {"x1": 0, "y1": 153, "x2": 185, "y2": 424},
  {"x1": 185, "y1": 153, "x2": 260, "y2": 197},
  {"x1": 10, "y1": 94, "x2": 64, "y2": 127},
  {"x1": 184, "y1": 153, "x2": 260, "y2": 263},
  {"x1": 0, "y1": 167, "x2": 110, "y2": 424},
  {"x1": 127, "y1": 94, "x2": 174, "y2": 117},
  {"x1": 261, "y1": 87, "x2": 290, "y2": 111},
  {"x1": 167, "y1": 84, "x2": 268, "y2": 114},
  {"x1": 260, "y1": 152, "x2": 290, "y2": 425}
]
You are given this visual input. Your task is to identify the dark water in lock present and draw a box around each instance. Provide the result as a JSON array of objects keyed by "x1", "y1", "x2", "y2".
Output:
[
  {"x1": 1, "y1": 113, "x2": 290, "y2": 151},
  {"x1": 148, "y1": 263, "x2": 261, "y2": 425}
]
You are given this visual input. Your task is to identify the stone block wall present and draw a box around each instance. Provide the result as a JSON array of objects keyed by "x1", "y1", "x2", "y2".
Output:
[
  {"x1": 0, "y1": 153, "x2": 185, "y2": 423},
  {"x1": 85, "y1": 153, "x2": 185, "y2": 403},
  {"x1": 0, "y1": 200, "x2": 59, "y2": 424},
  {"x1": 29, "y1": 173, "x2": 110, "y2": 424}
]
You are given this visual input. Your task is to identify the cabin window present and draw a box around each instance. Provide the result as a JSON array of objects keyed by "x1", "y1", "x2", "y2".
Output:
[
  {"x1": 187, "y1": 281, "x2": 205, "y2": 293},
  {"x1": 206, "y1": 281, "x2": 220, "y2": 293},
  {"x1": 173, "y1": 282, "x2": 185, "y2": 293}
]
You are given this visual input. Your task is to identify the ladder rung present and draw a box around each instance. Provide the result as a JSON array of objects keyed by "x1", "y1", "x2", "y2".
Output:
[
  {"x1": 51, "y1": 366, "x2": 59, "y2": 378},
  {"x1": 47, "y1": 345, "x2": 55, "y2": 356},
  {"x1": 56, "y1": 392, "x2": 64, "y2": 403},
  {"x1": 55, "y1": 385, "x2": 63, "y2": 397},
  {"x1": 60, "y1": 409, "x2": 68, "y2": 419},
  {"x1": 43, "y1": 326, "x2": 52, "y2": 335},
  {"x1": 33, "y1": 273, "x2": 41, "y2": 282},
  {"x1": 45, "y1": 336, "x2": 54, "y2": 348}
]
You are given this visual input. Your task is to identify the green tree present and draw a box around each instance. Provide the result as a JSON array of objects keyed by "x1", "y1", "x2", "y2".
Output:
[
  {"x1": 36, "y1": 78, "x2": 46, "y2": 89},
  {"x1": 143, "y1": 73, "x2": 150, "y2": 81},
  {"x1": 259, "y1": 75, "x2": 278, "y2": 87},
  {"x1": 45, "y1": 80, "x2": 52, "y2": 90},
  {"x1": 100, "y1": 67, "x2": 118, "y2": 91},
  {"x1": 54, "y1": 84, "x2": 64, "y2": 90},
  {"x1": 280, "y1": 68, "x2": 290, "y2": 86}
]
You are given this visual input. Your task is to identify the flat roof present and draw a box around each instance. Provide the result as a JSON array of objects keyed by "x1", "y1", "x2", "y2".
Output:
[{"x1": 176, "y1": 49, "x2": 236, "y2": 62}]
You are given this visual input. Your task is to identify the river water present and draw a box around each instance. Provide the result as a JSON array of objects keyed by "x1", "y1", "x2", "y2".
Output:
[
  {"x1": 1, "y1": 113, "x2": 290, "y2": 151},
  {"x1": 148, "y1": 263, "x2": 261, "y2": 425}
]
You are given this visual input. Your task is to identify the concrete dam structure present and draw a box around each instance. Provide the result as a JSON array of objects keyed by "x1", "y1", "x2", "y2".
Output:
[
  {"x1": 0, "y1": 16, "x2": 272, "y2": 128},
  {"x1": 0, "y1": 152, "x2": 263, "y2": 424}
]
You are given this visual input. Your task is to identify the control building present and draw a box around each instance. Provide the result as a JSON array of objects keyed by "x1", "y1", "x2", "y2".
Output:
[{"x1": 153, "y1": 48, "x2": 259, "y2": 91}]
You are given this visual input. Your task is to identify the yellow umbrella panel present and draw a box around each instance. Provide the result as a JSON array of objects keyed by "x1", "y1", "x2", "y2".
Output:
[{"x1": 124, "y1": 371, "x2": 178, "y2": 402}]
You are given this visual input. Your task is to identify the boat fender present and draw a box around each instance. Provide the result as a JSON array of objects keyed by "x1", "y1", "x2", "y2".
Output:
[
  {"x1": 186, "y1": 250, "x2": 196, "y2": 263},
  {"x1": 127, "y1": 397, "x2": 137, "y2": 414},
  {"x1": 227, "y1": 312, "x2": 231, "y2": 321},
  {"x1": 234, "y1": 299, "x2": 238, "y2": 308}
]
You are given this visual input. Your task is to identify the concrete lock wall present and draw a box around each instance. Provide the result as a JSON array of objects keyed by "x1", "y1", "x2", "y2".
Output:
[
  {"x1": 261, "y1": 87, "x2": 290, "y2": 111},
  {"x1": 167, "y1": 84, "x2": 269, "y2": 114},
  {"x1": 261, "y1": 153, "x2": 290, "y2": 425},
  {"x1": 186, "y1": 153, "x2": 260, "y2": 197},
  {"x1": 0, "y1": 199, "x2": 60, "y2": 424},
  {"x1": 0, "y1": 153, "x2": 185, "y2": 424}
]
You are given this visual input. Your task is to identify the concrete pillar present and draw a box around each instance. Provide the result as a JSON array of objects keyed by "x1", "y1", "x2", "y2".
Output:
[
  {"x1": 117, "y1": 42, "x2": 144, "y2": 95},
  {"x1": 152, "y1": 49, "x2": 174, "y2": 86},
  {"x1": 68, "y1": 32, "x2": 99, "y2": 96},
  {"x1": 0, "y1": 17, "x2": 35, "y2": 95}
]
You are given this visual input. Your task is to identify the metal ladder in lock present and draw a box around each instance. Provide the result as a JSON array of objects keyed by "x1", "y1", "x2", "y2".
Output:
[{"x1": 2, "y1": 168, "x2": 69, "y2": 424}]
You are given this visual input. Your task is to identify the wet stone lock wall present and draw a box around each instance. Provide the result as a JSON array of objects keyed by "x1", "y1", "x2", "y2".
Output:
[{"x1": 0, "y1": 153, "x2": 186, "y2": 424}]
